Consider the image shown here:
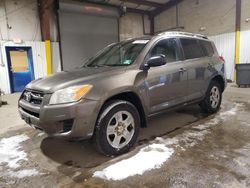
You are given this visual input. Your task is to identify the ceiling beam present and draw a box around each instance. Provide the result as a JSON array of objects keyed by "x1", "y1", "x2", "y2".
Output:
[
  {"x1": 38, "y1": 0, "x2": 55, "y2": 10},
  {"x1": 126, "y1": 7, "x2": 150, "y2": 15},
  {"x1": 38, "y1": 0, "x2": 55, "y2": 40},
  {"x1": 78, "y1": 0, "x2": 150, "y2": 15},
  {"x1": 151, "y1": 0, "x2": 184, "y2": 17},
  {"x1": 123, "y1": 0, "x2": 162, "y2": 7}
]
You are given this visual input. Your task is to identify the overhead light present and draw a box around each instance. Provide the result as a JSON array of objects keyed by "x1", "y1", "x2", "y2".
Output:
[
  {"x1": 199, "y1": 26, "x2": 206, "y2": 31},
  {"x1": 13, "y1": 38, "x2": 23, "y2": 44},
  {"x1": 84, "y1": 6, "x2": 103, "y2": 12},
  {"x1": 245, "y1": 18, "x2": 250, "y2": 23}
]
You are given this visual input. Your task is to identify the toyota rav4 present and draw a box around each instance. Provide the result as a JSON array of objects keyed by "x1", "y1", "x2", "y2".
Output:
[{"x1": 18, "y1": 32, "x2": 227, "y2": 156}]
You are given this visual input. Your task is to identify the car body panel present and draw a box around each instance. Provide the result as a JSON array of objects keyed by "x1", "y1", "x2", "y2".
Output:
[
  {"x1": 144, "y1": 61, "x2": 188, "y2": 113},
  {"x1": 18, "y1": 32, "x2": 227, "y2": 139}
]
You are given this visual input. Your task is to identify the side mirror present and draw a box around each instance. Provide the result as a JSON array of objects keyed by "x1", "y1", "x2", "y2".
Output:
[{"x1": 144, "y1": 55, "x2": 167, "y2": 70}]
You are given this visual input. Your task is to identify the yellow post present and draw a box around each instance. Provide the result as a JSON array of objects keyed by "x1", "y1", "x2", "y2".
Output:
[
  {"x1": 234, "y1": 31, "x2": 240, "y2": 80},
  {"x1": 45, "y1": 40, "x2": 52, "y2": 75},
  {"x1": 234, "y1": 0, "x2": 241, "y2": 81}
]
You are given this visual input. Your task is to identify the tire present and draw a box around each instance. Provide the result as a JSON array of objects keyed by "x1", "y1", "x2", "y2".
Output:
[
  {"x1": 200, "y1": 80, "x2": 222, "y2": 113},
  {"x1": 93, "y1": 100, "x2": 140, "y2": 156}
]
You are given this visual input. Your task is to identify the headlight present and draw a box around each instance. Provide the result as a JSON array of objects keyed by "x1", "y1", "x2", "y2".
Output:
[{"x1": 49, "y1": 85, "x2": 92, "y2": 105}]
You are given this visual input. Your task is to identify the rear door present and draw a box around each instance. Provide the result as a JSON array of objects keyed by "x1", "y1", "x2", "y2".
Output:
[
  {"x1": 145, "y1": 38, "x2": 188, "y2": 114},
  {"x1": 180, "y1": 38, "x2": 213, "y2": 101}
]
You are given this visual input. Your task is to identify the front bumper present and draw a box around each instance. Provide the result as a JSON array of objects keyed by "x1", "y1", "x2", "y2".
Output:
[{"x1": 18, "y1": 97, "x2": 101, "y2": 140}]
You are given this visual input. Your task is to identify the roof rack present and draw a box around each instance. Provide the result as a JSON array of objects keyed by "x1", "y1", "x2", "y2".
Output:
[{"x1": 157, "y1": 31, "x2": 208, "y2": 39}]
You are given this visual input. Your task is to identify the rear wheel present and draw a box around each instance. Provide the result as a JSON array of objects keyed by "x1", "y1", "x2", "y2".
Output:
[
  {"x1": 200, "y1": 81, "x2": 222, "y2": 113},
  {"x1": 93, "y1": 100, "x2": 140, "y2": 156}
]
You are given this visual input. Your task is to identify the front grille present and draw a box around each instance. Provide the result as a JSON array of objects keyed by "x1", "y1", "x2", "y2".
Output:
[
  {"x1": 21, "y1": 107, "x2": 40, "y2": 118},
  {"x1": 22, "y1": 90, "x2": 44, "y2": 105}
]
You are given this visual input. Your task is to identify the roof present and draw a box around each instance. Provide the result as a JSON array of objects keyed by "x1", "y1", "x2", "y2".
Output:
[
  {"x1": 158, "y1": 31, "x2": 208, "y2": 39},
  {"x1": 119, "y1": 32, "x2": 208, "y2": 43}
]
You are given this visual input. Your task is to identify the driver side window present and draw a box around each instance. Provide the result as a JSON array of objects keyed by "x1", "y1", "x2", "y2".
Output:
[{"x1": 150, "y1": 38, "x2": 182, "y2": 63}]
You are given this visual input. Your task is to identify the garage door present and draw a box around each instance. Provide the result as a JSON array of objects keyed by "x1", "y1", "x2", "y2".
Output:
[{"x1": 58, "y1": 1, "x2": 119, "y2": 70}]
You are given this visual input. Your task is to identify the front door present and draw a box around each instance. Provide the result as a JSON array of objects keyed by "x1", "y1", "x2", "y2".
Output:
[
  {"x1": 6, "y1": 47, "x2": 34, "y2": 92},
  {"x1": 145, "y1": 38, "x2": 188, "y2": 114}
]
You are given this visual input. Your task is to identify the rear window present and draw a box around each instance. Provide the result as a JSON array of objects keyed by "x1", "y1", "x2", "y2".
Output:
[
  {"x1": 180, "y1": 38, "x2": 204, "y2": 59},
  {"x1": 200, "y1": 40, "x2": 214, "y2": 57}
]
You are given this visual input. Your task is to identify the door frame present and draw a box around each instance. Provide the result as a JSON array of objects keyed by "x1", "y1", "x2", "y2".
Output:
[{"x1": 5, "y1": 46, "x2": 35, "y2": 93}]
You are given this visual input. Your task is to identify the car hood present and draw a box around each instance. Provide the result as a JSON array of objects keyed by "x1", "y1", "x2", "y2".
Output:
[{"x1": 26, "y1": 66, "x2": 127, "y2": 93}]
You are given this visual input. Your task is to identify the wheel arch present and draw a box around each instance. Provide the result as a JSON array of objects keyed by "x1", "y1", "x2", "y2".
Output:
[
  {"x1": 98, "y1": 91, "x2": 147, "y2": 128},
  {"x1": 211, "y1": 75, "x2": 226, "y2": 92}
]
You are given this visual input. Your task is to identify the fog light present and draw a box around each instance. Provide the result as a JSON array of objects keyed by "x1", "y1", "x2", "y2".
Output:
[{"x1": 62, "y1": 119, "x2": 74, "y2": 133}]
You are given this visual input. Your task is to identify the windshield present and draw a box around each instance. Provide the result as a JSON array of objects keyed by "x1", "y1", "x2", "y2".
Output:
[{"x1": 84, "y1": 39, "x2": 149, "y2": 67}]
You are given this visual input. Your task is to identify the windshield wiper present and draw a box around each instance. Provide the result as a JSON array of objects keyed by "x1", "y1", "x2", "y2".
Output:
[
  {"x1": 84, "y1": 64, "x2": 110, "y2": 68},
  {"x1": 104, "y1": 64, "x2": 128, "y2": 66},
  {"x1": 83, "y1": 64, "x2": 127, "y2": 68}
]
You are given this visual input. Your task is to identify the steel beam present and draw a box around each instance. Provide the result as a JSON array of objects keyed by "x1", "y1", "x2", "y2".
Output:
[
  {"x1": 151, "y1": 0, "x2": 184, "y2": 17},
  {"x1": 124, "y1": 0, "x2": 162, "y2": 7},
  {"x1": 38, "y1": 0, "x2": 55, "y2": 40}
]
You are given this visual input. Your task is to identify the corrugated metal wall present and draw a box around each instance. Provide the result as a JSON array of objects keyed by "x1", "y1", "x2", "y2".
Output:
[
  {"x1": 209, "y1": 32, "x2": 236, "y2": 81},
  {"x1": 51, "y1": 42, "x2": 61, "y2": 73},
  {"x1": 240, "y1": 30, "x2": 250, "y2": 64},
  {"x1": 0, "y1": 41, "x2": 60, "y2": 94},
  {"x1": 210, "y1": 31, "x2": 250, "y2": 81}
]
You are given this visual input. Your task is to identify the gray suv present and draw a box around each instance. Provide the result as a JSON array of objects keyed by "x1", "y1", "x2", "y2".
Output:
[{"x1": 19, "y1": 32, "x2": 226, "y2": 156}]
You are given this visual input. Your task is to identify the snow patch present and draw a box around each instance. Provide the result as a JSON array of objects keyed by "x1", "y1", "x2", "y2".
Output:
[
  {"x1": 0, "y1": 135, "x2": 29, "y2": 168},
  {"x1": 93, "y1": 103, "x2": 242, "y2": 181},
  {"x1": 156, "y1": 129, "x2": 209, "y2": 149},
  {"x1": 8, "y1": 169, "x2": 40, "y2": 179},
  {"x1": 37, "y1": 132, "x2": 45, "y2": 137},
  {"x1": 241, "y1": 122, "x2": 250, "y2": 127},
  {"x1": 219, "y1": 103, "x2": 243, "y2": 120},
  {"x1": 93, "y1": 144, "x2": 174, "y2": 181}
]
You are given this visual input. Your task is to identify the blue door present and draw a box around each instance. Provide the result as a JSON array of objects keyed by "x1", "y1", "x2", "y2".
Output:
[{"x1": 6, "y1": 47, "x2": 34, "y2": 93}]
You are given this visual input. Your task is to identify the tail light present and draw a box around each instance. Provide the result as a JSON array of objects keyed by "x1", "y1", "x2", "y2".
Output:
[{"x1": 219, "y1": 56, "x2": 225, "y2": 63}]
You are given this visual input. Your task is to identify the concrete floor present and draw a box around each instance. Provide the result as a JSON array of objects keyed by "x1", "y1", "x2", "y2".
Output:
[{"x1": 0, "y1": 83, "x2": 250, "y2": 188}]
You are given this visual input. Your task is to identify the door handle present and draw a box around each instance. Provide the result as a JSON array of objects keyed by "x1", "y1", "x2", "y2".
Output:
[{"x1": 179, "y1": 68, "x2": 187, "y2": 73}]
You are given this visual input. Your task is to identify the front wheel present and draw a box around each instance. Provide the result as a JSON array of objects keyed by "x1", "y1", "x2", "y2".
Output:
[
  {"x1": 93, "y1": 100, "x2": 140, "y2": 156},
  {"x1": 200, "y1": 81, "x2": 222, "y2": 113}
]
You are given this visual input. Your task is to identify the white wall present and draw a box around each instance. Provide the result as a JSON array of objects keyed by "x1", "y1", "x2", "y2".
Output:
[
  {"x1": 239, "y1": 30, "x2": 250, "y2": 64},
  {"x1": 119, "y1": 13, "x2": 150, "y2": 41},
  {"x1": 155, "y1": 0, "x2": 236, "y2": 35},
  {"x1": 0, "y1": 0, "x2": 41, "y2": 41},
  {"x1": 209, "y1": 30, "x2": 250, "y2": 81},
  {"x1": 155, "y1": 5, "x2": 177, "y2": 33},
  {"x1": 209, "y1": 33, "x2": 236, "y2": 80},
  {"x1": 241, "y1": 0, "x2": 250, "y2": 31},
  {"x1": 51, "y1": 42, "x2": 61, "y2": 72}
]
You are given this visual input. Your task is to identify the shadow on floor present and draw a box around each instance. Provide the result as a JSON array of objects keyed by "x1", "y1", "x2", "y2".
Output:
[{"x1": 40, "y1": 105, "x2": 207, "y2": 173}]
